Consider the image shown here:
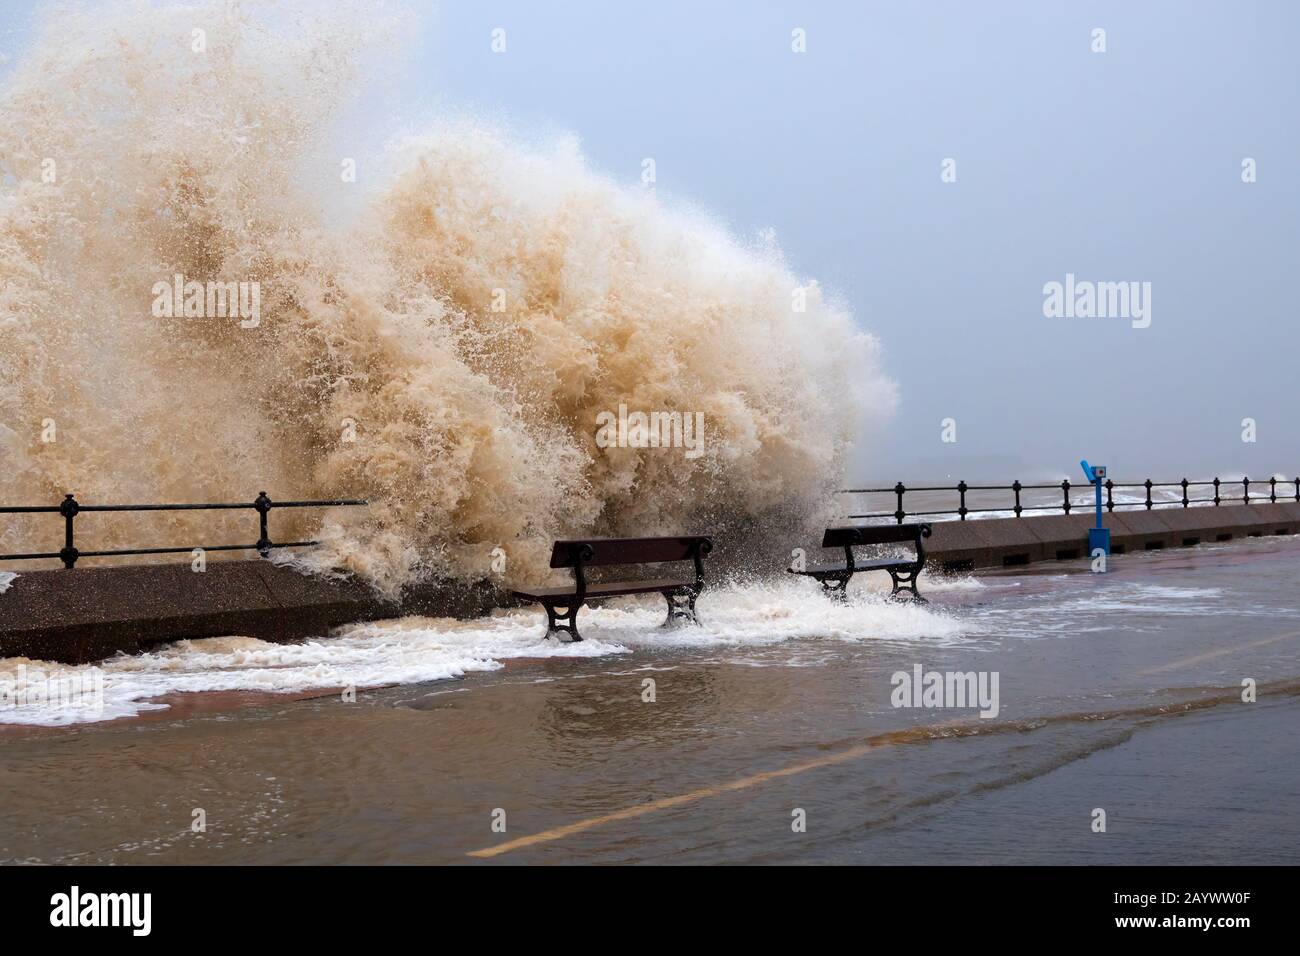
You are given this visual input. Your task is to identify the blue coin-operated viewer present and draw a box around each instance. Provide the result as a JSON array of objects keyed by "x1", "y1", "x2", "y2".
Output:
[{"x1": 1079, "y1": 459, "x2": 1110, "y2": 558}]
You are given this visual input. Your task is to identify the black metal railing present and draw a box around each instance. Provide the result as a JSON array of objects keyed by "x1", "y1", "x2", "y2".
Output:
[
  {"x1": 0, "y1": 491, "x2": 366, "y2": 569},
  {"x1": 841, "y1": 476, "x2": 1300, "y2": 524}
]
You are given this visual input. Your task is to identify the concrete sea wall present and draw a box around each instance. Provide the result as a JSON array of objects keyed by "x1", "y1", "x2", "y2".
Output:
[
  {"x1": 0, "y1": 560, "x2": 501, "y2": 665},
  {"x1": 924, "y1": 503, "x2": 1300, "y2": 571}
]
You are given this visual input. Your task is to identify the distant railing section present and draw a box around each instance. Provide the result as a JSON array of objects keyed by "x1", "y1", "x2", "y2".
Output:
[
  {"x1": 841, "y1": 477, "x2": 1300, "y2": 524},
  {"x1": 0, "y1": 492, "x2": 367, "y2": 569}
]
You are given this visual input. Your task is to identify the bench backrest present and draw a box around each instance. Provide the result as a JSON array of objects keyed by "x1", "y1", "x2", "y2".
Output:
[
  {"x1": 821, "y1": 524, "x2": 931, "y2": 548},
  {"x1": 550, "y1": 536, "x2": 713, "y2": 569}
]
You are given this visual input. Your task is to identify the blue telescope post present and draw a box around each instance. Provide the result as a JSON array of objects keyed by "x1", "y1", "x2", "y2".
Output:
[{"x1": 1080, "y1": 459, "x2": 1110, "y2": 558}]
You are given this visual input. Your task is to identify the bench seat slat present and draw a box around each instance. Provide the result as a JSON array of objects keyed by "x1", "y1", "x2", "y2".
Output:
[
  {"x1": 551, "y1": 537, "x2": 710, "y2": 568},
  {"x1": 822, "y1": 524, "x2": 928, "y2": 548},
  {"x1": 513, "y1": 578, "x2": 694, "y2": 601}
]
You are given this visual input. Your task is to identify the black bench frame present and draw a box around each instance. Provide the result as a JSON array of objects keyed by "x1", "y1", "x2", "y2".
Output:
[
  {"x1": 790, "y1": 523, "x2": 932, "y2": 602},
  {"x1": 513, "y1": 536, "x2": 713, "y2": 642}
]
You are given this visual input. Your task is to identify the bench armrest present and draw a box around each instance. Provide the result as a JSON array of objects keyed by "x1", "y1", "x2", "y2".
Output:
[
  {"x1": 914, "y1": 524, "x2": 932, "y2": 568},
  {"x1": 692, "y1": 538, "x2": 713, "y2": 593},
  {"x1": 571, "y1": 543, "x2": 595, "y2": 603}
]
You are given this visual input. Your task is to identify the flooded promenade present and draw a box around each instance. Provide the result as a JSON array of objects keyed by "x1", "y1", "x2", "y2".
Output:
[{"x1": 3, "y1": 537, "x2": 1297, "y2": 865}]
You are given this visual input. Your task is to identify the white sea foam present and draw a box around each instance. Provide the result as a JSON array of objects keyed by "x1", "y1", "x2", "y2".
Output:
[
  {"x1": 971, "y1": 579, "x2": 1251, "y2": 641},
  {"x1": 0, "y1": 579, "x2": 970, "y2": 726},
  {"x1": 0, "y1": 571, "x2": 15, "y2": 594}
]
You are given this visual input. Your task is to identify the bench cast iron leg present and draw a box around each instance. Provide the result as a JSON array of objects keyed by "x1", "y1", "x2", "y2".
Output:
[
  {"x1": 816, "y1": 573, "x2": 852, "y2": 602},
  {"x1": 663, "y1": 587, "x2": 700, "y2": 627},
  {"x1": 886, "y1": 569, "x2": 927, "y2": 604},
  {"x1": 543, "y1": 602, "x2": 583, "y2": 641}
]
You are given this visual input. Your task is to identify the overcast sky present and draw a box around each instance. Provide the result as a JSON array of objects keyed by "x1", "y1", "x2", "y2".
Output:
[
  {"x1": 5, "y1": 1, "x2": 1297, "y2": 484},
  {"x1": 421, "y1": 0, "x2": 1299, "y2": 483}
]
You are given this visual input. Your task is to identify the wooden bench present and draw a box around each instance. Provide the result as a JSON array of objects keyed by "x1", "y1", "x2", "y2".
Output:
[
  {"x1": 513, "y1": 536, "x2": 713, "y2": 642},
  {"x1": 789, "y1": 523, "x2": 932, "y2": 602}
]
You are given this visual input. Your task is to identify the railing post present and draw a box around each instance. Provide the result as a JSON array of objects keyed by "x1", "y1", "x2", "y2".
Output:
[
  {"x1": 1144, "y1": 479, "x2": 1153, "y2": 510},
  {"x1": 1181, "y1": 478, "x2": 1189, "y2": 508},
  {"x1": 1062, "y1": 479, "x2": 1071, "y2": 514},
  {"x1": 1012, "y1": 480, "x2": 1022, "y2": 518},
  {"x1": 1294, "y1": 477, "x2": 1299, "y2": 503},
  {"x1": 1213, "y1": 477, "x2": 1221, "y2": 506},
  {"x1": 254, "y1": 491, "x2": 273, "y2": 557},
  {"x1": 893, "y1": 482, "x2": 906, "y2": 525},
  {"x1": 1105, "y1": 478, "x2": 1114, "y2": 512},
  {"x1": 58, "y1": 493, "x2": 80, "y2": 569},
  {"x1": 1243, "y1": 477, "x2": 1250, "y2": 506},
  {"x1": 957, "y1": 480, "x2": 968, "y2": 521},
  {"x1": 1270, "y1": 476, "x2": 1277, "y2": 503}
]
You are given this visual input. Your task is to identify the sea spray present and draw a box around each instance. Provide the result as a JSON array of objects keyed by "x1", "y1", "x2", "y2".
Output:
[
  {"x1": 0, "y1": 0, "x2": 895, "y2": 593},
  {"x1": 0, "y1": 576, "x2": 968, "y2": 727}
]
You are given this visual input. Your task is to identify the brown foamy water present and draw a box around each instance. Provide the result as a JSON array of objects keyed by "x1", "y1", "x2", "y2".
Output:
[{"x1": 0, "y1": 0, "x2": 894, "y2": 594}]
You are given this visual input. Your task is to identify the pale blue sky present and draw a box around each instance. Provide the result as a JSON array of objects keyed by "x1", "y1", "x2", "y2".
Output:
[{"x1": 4, "y1": 1, "x2": 1297, "y2": 482}]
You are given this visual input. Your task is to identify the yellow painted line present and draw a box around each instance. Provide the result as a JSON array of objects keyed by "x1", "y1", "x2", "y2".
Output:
[
  {"x1": 1137, "y1": 628, "x2": 1300, "y2": 676},
  {"x1": 467, "y1": 720, "x2": 966, "y2": 859},
  {"x1": 467, "y1": 744, "x2": 881, "y2": 858}
]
